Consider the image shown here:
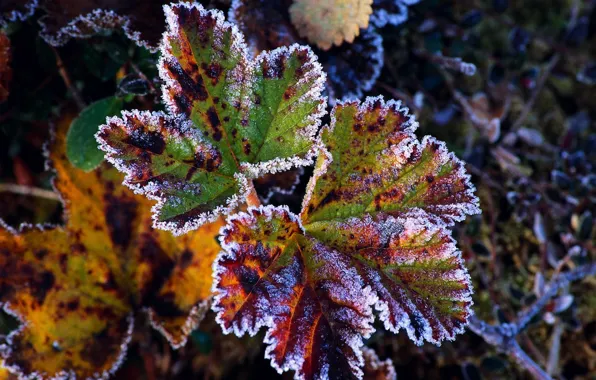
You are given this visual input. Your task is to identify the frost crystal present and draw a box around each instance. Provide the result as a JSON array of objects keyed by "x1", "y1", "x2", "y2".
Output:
[
  {"x1": 0, "y1": 0, "x2": 38, "y2": 26},
  {"x1": 38, "y1": 2, "x2": 168, "y2": 51},
  {"x1": 370, "y1": 0, "x2": 421, "y2": 28}
]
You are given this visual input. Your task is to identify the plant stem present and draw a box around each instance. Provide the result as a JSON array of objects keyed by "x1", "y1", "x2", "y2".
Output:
[
  {"x1": 52, "y1": 47, "x2": 86, "y2": 111},
  {"x1": 245, "y1": 181, "x2": 261, "y2": 207},
  {"x1": 546, "y1": 320, "x2": 563, "y2": 376},
  {"x1": 0, "y1": 183, "x2": 60, "y2": 202}
]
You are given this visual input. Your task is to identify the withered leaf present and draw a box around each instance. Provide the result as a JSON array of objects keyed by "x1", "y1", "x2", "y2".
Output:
[
  {"x1": 0, "y1": 113, "x2": 222, "y2": 379},
  {"x1": 38, "y1": 0, "x2": 170, "y2": 51},
  {"x1": 289, "y1": 0, "x2": 374, "y2": 50}
]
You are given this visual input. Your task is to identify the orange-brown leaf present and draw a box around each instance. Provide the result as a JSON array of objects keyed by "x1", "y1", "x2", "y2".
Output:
[{"x1": 0, "y1": 112, "x2": 222, "y2": 378}]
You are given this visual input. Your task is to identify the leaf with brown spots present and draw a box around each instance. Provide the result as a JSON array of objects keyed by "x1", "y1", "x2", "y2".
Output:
[
  {"x1": 0, "y1": 113, "x2": 222, "y2": 379},
  {"x1": 0, "y1": 33, "x2": 11, "y2": 103},
  {"x1": 301, "y1": 96, "x2": 481, "y2": 227},
  {"x1": 97, "y1": 3, "x2": 326, "y2": 235},
  {"x1": 212, "y1": 96, "x2": 479, "y2": 379}
]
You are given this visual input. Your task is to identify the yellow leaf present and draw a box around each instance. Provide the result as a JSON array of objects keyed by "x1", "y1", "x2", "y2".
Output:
[
  {"x1": 0, "y1": 112, "x2": 222, "y2": 379},
  {"x1": 289, "y1": 0, "x2": 373, "y2": 50}
]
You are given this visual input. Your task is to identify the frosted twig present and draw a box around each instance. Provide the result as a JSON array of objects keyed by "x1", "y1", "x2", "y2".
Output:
[
  {"x1": 515, "y1": 262, "x2": 596, "y2": 333},
  {"x1": 414, "y1": 49, "x2": 476, "y2": 76},
  {"x1": 468, "y1": 263, "x2": 596, "y2": 379},
  {"x1": 245, "y1": 181, "x2": 261, "y2": 207},
  {"x1": 0, "y1": 183, "x2": 60, "y2": 201},
  {"x1": 467, "y1": 317, "x2": 551, "y2": 380},
  {"x1": 546, "y1": 320, "x2": 563, "y2": 376}
]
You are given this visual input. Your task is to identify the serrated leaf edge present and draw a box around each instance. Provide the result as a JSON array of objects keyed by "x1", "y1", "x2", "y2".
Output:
[
  {"x1": 145, "y1": 297, "x2": 212, "y2": 350},
  {"x1": 0, "y1": 0, "x2": 38, "y2": 26},
  {"x1": 39, "y1": 8, "x2": 160, "y2": 52},
  {"x1": 211, "y1": 205, "x2": 380, "y2": 379},
  {"x1": 365, "y1": 209, "x2": 474, "y2": 345},
  {"x1": 159, "y1": 3, "x2": 327, "y2": 178},
  {"x1": 326, "y1": 28, "x2": 384, "y2": 104}
]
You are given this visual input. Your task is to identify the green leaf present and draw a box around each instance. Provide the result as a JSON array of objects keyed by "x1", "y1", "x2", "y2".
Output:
[
  {"x1": 97, "y1": 4, "x2": 326, "y2": 235},
  {"x1": 66, "y1": 97, "x2": 123, "y2": 171}
]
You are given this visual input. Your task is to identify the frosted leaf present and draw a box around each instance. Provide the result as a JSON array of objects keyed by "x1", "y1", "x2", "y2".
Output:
[
  {"x1": 0, "y1": 111, "x2": 220, "y2": 379},
  {"x1": 0, "y1": 0, "x2": 37, "y2": 26},
  {"x1": 38, "y1": 0, "x2": 168, "y2": 51},
  {"x1": 301, "y1": 96, "x2": 480, "y2": 227},
  {"x1": 212, "y1": 206, "x2": 376, "y2": 380},
  {"x1": 97, "y1": 3, "x2": 326, "y2": 234},
  {"x1": 324, "y1": 27, "x2": 384, "y2": 103},
  {"x1": 213, "y1": 203, "x2": 475, "y2": 377},
  {"x1": 201, "y1": 96, "x2": 480, "y2": 377},
  {"x1": 370, "y1": 0, "x2": 421, "y2": 28},
  {"x1": 306, "y1": 210, "x2": 473, "y2": 345}
]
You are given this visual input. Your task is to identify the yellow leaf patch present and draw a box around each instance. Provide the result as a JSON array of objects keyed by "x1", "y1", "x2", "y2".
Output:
[{"x1": 0, "y1": 113, "x2": 222, "y2": 379}]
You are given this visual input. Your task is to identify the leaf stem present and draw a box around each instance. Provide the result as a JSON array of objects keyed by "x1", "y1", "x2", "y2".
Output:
[
  {"x1": 245, "y1": 180, "x2": 261, "y2": 207},
  {"x1": 52, "y1": 47, "x2": 86, "y2": 111},
  {"x1": 0, "y1": 183, "x2": 61, "y2": 201}
]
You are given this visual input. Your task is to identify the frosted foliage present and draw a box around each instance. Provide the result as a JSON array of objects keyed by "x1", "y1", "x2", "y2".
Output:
[
  {"x1": 361, "y1": 347, "x2": 396, "y2": 380},
  {"x1": 301, "y1": 96, "x2": 480, "y2": 227},
  {"x1": 325, "y1": 27, "x2": 384, "y2": 103},
  {"x1": 370, "y1": 0, "x2": 421, "y2": 28},
  {"x1": 38, "y1": 5, "x2": 164, "y2": 52},
  {"x1": 212, "y1": 203, "x2": 476, "y2": 378},
  {"x1": 212, "y1": 206, "x2": 378, "y2": 380},
  {"x1": 97, "y1": 3, "x2": 326, "y2": 234}
]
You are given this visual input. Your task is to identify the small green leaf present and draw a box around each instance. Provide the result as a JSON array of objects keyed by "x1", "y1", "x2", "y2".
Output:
[{"x1": 66, "y1": 97, "x2": 123, "y2": 171}]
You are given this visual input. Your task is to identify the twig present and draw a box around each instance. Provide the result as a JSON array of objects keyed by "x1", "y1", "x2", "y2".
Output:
[
  {"x1": 515, "y1": 262, "x2": 596, "y2": 334},
  {"x1": 546, "y1": 319, "x2": 564, "y2": 376},
  {"x1": 510, "y1": 0, "x2": 582, "y2": 131},
  {"x1": 0, "y1": 183, "x2": 60, "y2": 201},
  {"x1": 468, "y1": 263, "x2": 596, "y2": 379},
  {"x1": 467, "y1": 317, "x2": 551, "y2": 380},
  {"x1": 52, "y1": 47, "x2": 86, "y2": 111},
  {"x1": 510, "y1": 54, "x2": 560, "y2": 131}
]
